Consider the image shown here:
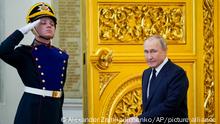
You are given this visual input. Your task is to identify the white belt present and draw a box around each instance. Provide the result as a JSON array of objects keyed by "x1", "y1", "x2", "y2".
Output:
[{"x1": 24, "y1": 86, "x2": 62, "y2": 98}]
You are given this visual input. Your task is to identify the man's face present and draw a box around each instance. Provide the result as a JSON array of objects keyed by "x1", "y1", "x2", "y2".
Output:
[
  {"x1": 143, "y1": 39, "x2": 167, "y2": 68},
  {"x1": 35, "y1": 17, "x2": 55, "y2": 39}
]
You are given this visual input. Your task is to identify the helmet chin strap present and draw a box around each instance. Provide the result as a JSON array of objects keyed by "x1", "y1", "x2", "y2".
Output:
[
  {"x1": 39, "y1": 35, "x2": 51, "y2": 40},
  {"x1": 32, "y1": 27, "x2": 51, "y2": 41}
]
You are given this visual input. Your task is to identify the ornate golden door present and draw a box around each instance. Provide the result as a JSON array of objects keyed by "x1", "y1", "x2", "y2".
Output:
[{"x1": 84, "y1": 0, "x2": 219, "y2": 123}]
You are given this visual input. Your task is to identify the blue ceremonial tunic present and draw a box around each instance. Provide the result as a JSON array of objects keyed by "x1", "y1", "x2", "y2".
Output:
[
  {"x1": 32, "y1": 44, "x2": 68, "y2": 90},
  {"x1": 0, "y1": 30, "x2": 68, "y2": 124}
]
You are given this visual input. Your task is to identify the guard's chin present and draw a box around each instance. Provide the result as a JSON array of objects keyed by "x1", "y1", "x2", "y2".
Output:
[{"x1": 44, "y1": 35, "x2": 54, "y2": 39}]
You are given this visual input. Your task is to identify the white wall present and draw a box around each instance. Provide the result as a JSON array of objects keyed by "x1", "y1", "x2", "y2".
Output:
[
  {"x1": 0, "y1": 0, "x2": 82, "y2": 124},
  {"x1": 0, "y1": 0, "x2": 30, "y2": 123}
]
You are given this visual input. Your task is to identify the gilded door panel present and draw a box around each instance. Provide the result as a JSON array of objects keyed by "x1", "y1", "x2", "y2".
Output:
[
  {"x1": 85, "y1": 0, "x2": 214, "y2": 123},
  {"x1": 97, "y1": 62, "x2": 194, "y2": 119}
]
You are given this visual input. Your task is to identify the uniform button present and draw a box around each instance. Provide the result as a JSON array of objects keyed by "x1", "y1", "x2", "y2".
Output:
[
  {"x1": 59, "y1": 51, "x2": 62, "y2": 54},
  {"x1": 63, "y1": 60, "x2": 66, "y2": 63},
  {"x1": 38, "y1": 65, "x2": 41, "y2": 68},
  {"x1": 43, "y1": 87, "x2": 45, "y2": 90},
  {"x1": 61, "y1": 74, "x2": 64, "y2": 77},
  {"x1": 60, "y1": 81, "x2": 63, "y2": 84},
  {"x1": 41, "y1": 72, "x2": 44, "y2": 75},
  {"x1": 42, "y1": 79, "x2": 45, "y2": 83},
  {"x1": 62, "y1": 67, "x2": 65, "y2": 70},
  {"x1": 34, "y1": 47, "x2": 38, "y2": 50},
  {"x1": 35, "y1": 58, "x2": 38, "y2": 61}
]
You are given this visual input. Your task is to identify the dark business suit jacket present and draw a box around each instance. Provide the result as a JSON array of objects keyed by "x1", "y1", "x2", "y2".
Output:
[{"x1": 138, "y1": 59, "x2": 189, "y2": 124}]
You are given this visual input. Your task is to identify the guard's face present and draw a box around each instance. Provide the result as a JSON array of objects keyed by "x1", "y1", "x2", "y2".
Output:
[
  {"x1": 144, "y1": 39, "x2": 167, "y2": 68},
  {"x1": 35, "y1": 17, "x2": 55, "y2": 39}
]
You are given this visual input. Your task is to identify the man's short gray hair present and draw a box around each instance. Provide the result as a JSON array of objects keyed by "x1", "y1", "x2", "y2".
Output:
[{"x1": 145, "y1": 35, "x2": 167, "y2": 50}]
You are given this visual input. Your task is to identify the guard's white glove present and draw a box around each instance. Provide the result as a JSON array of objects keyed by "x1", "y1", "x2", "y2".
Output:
[{"x1": 19, "y1": 19, "x2": 40, "y2": 34}]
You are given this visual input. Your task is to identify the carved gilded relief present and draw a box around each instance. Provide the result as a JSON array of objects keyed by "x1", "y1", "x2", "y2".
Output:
[
  {"x1": 99, "y1": 72, "x2": 119, "y2": 97},
  {"x1": 99, "y1": 3, "x2": 185, "y2": 44},
  {"x1": 203, "y1": 0, "x2": 215, "y2": 120},
  {"x1": 112, "y1": 89, "x2": 142, "y2": 122},
  {"x1": 103, "y1": 76, "x2": 142, "y2": 123}
]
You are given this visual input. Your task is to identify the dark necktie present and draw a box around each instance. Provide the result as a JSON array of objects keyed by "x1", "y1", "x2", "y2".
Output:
[{"x1": 147, "y1": 69, "x2": 156, "y2": 98}]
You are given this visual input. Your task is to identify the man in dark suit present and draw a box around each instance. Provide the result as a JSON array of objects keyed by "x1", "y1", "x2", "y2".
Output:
[{"x1": 125, "y1": 35, "x2": 189, "y2": 124}]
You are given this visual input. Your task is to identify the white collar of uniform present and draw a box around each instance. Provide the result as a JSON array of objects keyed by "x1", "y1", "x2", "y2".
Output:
[{"x1": 153, "y1": 57, "x2": 168, "y2": 76}]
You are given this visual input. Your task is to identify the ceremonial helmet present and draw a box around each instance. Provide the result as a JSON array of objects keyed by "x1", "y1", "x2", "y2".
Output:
[{"x1": 26, "y1": 2, "x2": 57, "y2": 24}]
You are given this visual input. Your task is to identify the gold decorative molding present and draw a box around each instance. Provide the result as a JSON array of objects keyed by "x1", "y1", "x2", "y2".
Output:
[
  {"x1": 99, "y1": 72, "x2": 119, "y2": 97},
  {"x1": 99, "y1": 3, "x2": 185, "y2": 44},
  {"x1": 103, "y1": 76, "x2": 142, "y2": 123},
  {"x1": 203, "y1": 0, "x2": 215, "y2": 120}
]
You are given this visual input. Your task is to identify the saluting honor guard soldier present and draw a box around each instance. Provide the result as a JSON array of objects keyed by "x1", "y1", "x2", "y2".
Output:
[{"x1": 0, "y1": 2, "x2": 68, "y2": 124}]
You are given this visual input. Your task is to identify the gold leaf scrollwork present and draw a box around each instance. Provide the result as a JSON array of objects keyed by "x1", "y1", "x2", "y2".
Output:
[
  {"x1": 203, "y1": 0, "x2": 215, "y2": 121},
  {"x1": 103, "y1": 76, "x2": 142, "y2": 123},
  {"x1": 112, "y1": 89, "x2": 142, "y2": 123},
  {"x1": 99, "y1": 72, "x2": 119, "y2": 97},
  {"x1": 99, "y1": 4, "x2": 185, "y2": 44}
]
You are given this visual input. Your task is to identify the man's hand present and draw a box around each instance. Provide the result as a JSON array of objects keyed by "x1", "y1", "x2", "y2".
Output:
[
  {"x1": 19, "y1": 19, "x2": 40, "y2": 34},
  {"x1": 124, "y1": 117, "x2": 140, "y2": 124}
]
